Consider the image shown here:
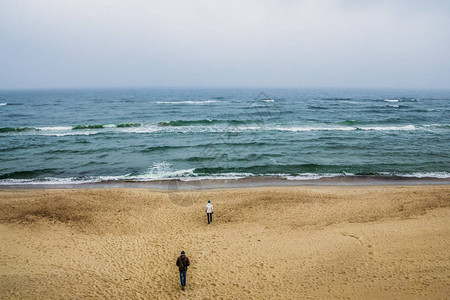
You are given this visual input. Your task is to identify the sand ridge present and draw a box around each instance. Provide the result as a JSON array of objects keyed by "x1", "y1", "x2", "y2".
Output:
[{"x1": 0, "y1": 185, "x2": 449, "y2": 299}]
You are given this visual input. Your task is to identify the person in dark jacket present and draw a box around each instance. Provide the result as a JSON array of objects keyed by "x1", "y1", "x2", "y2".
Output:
[{"x1": 176, "y1": 251, "x2": 190, "y2": 290}]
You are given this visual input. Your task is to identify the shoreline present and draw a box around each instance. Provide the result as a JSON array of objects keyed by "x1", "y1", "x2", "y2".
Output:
[{"x1": 1, "y1": 175, "x2": 449, "y2": 190}]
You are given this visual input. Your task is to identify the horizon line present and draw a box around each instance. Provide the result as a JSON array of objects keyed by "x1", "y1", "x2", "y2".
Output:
[{"x1": 1, "y1": 85, "x2": 450, "y2": 92}]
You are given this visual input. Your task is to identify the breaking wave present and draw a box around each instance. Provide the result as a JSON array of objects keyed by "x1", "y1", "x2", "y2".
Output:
[
  {"x1": 1, "y1": 162, "x2": 449, "y2": 185},
  {"x1": 156, "y1": 100, "x2": 220, "y2": 104},
  {"x1": 157, "y1": 119, "x2": 258, "y2": 126},
  {"x1": 1, "y1": 122, "x2": 449, "y2": 136}
]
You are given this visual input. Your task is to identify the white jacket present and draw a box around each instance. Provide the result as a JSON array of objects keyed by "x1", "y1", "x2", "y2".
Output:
[{"x1": 206, "y1": 203, "x2": 213, "y2": 213}]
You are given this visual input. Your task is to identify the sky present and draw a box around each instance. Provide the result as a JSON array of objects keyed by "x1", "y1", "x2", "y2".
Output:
[{"x1": 0, "y1": 0, "x2": 449, "y2": 89}]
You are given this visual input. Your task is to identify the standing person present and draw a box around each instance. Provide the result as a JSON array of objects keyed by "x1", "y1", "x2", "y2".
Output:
[
  {"x1": 176, "y1": 251, "x2": 190, "y2": 290},
  {"x1": 206, "y1": 200, "x2": 213, "y2": 224}
]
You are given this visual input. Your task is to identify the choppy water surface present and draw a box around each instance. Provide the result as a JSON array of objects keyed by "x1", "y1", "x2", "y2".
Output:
[{"x1": 0, "y1": 88, "x2": 449, "y2": 184}]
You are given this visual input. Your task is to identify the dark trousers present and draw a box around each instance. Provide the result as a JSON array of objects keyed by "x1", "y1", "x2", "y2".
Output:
[
  {"x1": 180, "y1": 271, "x2": 186, "y2": 286},
  {"x1": 207, "y1": 213, "x2": 212, "y2": 223}
]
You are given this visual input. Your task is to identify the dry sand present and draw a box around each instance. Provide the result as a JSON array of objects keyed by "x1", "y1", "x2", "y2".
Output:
[{"x1": 0, "y1": 185, "x2": 449, "y2": 299}]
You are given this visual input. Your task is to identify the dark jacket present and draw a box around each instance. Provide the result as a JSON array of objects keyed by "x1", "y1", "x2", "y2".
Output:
[{"x1": 176, "y1": 255, "x2": 190, "y2": 272}]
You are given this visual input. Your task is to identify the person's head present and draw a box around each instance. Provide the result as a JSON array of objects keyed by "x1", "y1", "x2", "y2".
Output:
[
  {"x1": 208, "y1": 200, "x2": 211, "y2": 203},
  {"x1": 181, "y1": 251, "x2": 185, "y2": 256}
]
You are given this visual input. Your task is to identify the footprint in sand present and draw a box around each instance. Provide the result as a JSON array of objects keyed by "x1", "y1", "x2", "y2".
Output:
[
  {"x1": 342, "y1": 232, "x2": 376, "y2": 259},
  {"x1": 341, "y1": 232, "x2": 363, "y2": 245}
]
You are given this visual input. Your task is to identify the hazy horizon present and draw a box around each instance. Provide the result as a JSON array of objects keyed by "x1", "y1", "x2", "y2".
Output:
[
  {"x1": 2, "y1": 85, "x2": 450, "y2": 92},
  {"x1": 1, "y1": 0, "x2": 449, "y2": 90}
]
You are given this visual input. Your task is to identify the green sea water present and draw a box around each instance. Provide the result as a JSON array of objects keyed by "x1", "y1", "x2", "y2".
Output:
[{"x1": 0, "y1": 88, "x2": 449, "y2": 184}]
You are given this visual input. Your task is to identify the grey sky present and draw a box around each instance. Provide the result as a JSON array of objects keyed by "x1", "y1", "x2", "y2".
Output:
[{"x1": 1, "y1": 0, "x2": 449, "y2": 89}]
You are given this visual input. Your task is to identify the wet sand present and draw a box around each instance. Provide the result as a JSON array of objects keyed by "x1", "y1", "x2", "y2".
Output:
[
  {"x1": 1, "y1": 175, "x2": 449, "y2": 190},
  {"x1": 0, "y1": 185, "x2": 449, "y2": 299}
]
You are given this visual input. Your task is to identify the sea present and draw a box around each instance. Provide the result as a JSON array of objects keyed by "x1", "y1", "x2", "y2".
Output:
[{"x1": 0, "y1": 88, "x2": 449, "y2": 186}]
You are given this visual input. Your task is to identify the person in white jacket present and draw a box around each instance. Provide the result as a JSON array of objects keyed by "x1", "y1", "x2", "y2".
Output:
[{"x1": 206, "y1": 200, "x2": 213, "y2": 224}]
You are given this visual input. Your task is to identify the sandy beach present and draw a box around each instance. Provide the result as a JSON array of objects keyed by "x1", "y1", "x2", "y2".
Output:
[{"x1": 0, "y1": 185, "x2": 449, "y2": 299}]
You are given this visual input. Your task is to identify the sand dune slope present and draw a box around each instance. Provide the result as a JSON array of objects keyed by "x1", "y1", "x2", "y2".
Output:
[{"x1": 0, "y1": 186, "x2": 449, "y2": 299}]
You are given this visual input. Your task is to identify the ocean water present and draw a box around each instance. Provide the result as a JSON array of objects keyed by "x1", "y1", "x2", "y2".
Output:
[{"x1": 0, "y1": 88, "x2": 449, "y2": 184}]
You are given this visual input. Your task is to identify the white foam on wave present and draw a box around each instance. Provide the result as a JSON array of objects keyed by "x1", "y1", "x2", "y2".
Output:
[
  {"x1": 122, "y1": 124, "x2": 443, "y2": 133},
  {"x1": 361, "y1": 125, "x2": 416, "y2": 131},
  {"x1": 2, "y1": 170, "x2": 449, "y2": 186},
  {"x1": 261, "y1": 99, "x2": 275, "y2": 103},
  {"x1": 273, "y1": 125, "x2": 417, "y2": 132},
  {"x1": 41, "y1": 131, "x2": 100, "y2": 136},
  {"x1": 133, "y1": 162, "x2": 196, "y2": 180},
  {"x1": 0, "y1": 103, "x2": 7, "y2": 106},
  {"x1": 181, "y1": 172, "x2": 256, "y2": 181},
  {"x1": 385, "y1": 99, "x2": 399, "y2": 102},
  {"x1": 7, "y1": 122, "x2": 445, "y2": 136},
  {"x1": 37, "y1": 126, "x2": 101, "y2": 136},
  {"x1": 121, "y1": 125, "x2": 261, "y2": 134},
  {"x1": 274, "y1": 126, "x2": 355, "y2": 132},
  {"x1": 387, "y1": 104, "x2": 400, "y2": 108},
  {"x1": 399, "y1": 172, "x2": 450, "y2": 179},
  {"x1": 120, "y1": 125, "x2": 159, "y2": 133},
  {"x1": 37, "y1": 126, "x2": 73, "y2": 131},
  {"x1": 156, "y1": 100, "x2": 220, "y2": 104},
  {"x1": 422, "y1": 124, "x2": 450, "y2": 130},
  {"x1": 286, "y1": 173, "x2": 346, "y2": 180},
  {"x1": 0, "y1": 163, "x2": 196, "y2": 185},
  {"x1": 342, "y1": 100, "x2": 360, "y2": 104}
]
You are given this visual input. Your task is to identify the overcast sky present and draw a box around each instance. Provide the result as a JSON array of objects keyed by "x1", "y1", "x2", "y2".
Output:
[{"x1": 1, "y1": 0, "x2": 449, "y2": 89}]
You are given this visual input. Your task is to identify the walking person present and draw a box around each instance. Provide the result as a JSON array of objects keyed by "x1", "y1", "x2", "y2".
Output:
[
  {"x1": 176, "y1": 251, "x2": 190, "y2": 290},
  {"x1": 206, "y1": 200, "x2": 213, "y2": 224}
]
